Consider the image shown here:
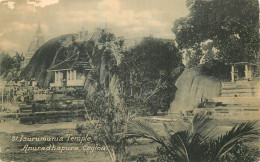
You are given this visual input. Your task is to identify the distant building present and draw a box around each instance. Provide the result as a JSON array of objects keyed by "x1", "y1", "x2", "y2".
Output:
[
  {"x1": 76, "y1": 27, "x2": 90, "y2": 41},
  {"x1": 229, "y1": 62, "x2": 258, "y2": 82},
  {"x1": 229, "y1": 44, "x2": 259, "y2": 82},
  {"x1": 22, "y1": 22, "x2": 45, "y2": 67},
  {"x1": 229, "y1": 26, "x2": 260, "y2": 82}
]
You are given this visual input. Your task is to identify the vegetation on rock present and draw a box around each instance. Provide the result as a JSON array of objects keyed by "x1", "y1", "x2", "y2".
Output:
[
  {"x1": 173, "y1": 0, "x2": 259, "y2": 78},
  {"x1": 119, "y1": 37, "x2": 183, "y2": 115},
  {"x1": 20, "y1": 34, "x2": 78, "y2": 87}
]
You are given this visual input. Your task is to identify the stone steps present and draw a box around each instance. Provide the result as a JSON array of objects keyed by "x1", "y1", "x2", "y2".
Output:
[
  {"x1": 224, "y1": 103, "x2": 259, "y2": 107},
  {"x1": 196, "y1": 108, "x2": 260, "y2": 120},
  {"x1": 219, "y1": 81, "x2": 259, "y2": 97},
  {"x1": 221, "y1": 84, "x2": 259, "y2": 90},
  {"x1": 214, "y1": 107, "x2": 260, "y2": 110},
  {"x1": 213, "y1": 97, "x2": 260, "y2": 105},
  {"x1": 221, "y1": 88, "x2": 256, "y2": 93},
  {"x1": 199, "y1": 80, "x2": 260, "y2": 119},
  {"x1": 221, "y1": 92, "x2": 257, "y2": 97},
  {"x1": 221, "y1": 81, "x2": 260, "y2": 90}
]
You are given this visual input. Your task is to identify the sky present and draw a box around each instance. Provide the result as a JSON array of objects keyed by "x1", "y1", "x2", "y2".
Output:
[{"x1": 0, "y1": 0, "x2": 189, "y2": 53}]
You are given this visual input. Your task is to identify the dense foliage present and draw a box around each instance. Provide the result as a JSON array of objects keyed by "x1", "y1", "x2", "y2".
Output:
[
  {"x1": 119, "y1": 37, "x2": 183, "y2": 115},
  {"x1": 126, "y1": 114, "x2": 260, "y2": 162},
  {"x1": 76, "y1": 34, "x2": 184, "y2": 161},
  {"x1": 0, "y1": 52, "x2": 24, "y2": 81},
  {"x1": 173, "y1": 0, "x2": 259, "y2": 75},
  {"x1": 75, "y1": 32, "x2": 130, "y2": 161},
  {"x1": 78, "y1": 91, "x2": 131, "y2": 162},
  {"x1": 83, "y1": 35, "x2": 183, "y2": 115}
]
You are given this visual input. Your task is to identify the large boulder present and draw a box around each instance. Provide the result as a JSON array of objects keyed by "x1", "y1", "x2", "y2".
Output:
[{"x1": 168, "y1": 66, "x2": 221, "y2": 115}]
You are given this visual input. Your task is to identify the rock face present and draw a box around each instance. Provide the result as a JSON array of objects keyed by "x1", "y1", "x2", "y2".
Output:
[
  {"x1": 21, "y1": 34, "x2": 78, "y2": 88},
  {"x1": 168, "y1": 66, "x2": 221, "y2": 114},
  {"x1": 20, "y1": 30, "x2": 122, "y2": 97}
]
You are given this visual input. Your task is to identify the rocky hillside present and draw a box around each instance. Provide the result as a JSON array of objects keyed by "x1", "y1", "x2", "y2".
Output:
[
  {"x1": 20, "y1": 34, "x2": 94, "y2": 88},
  {"x1": 20, "y1": 32, "x2": 185, "y2": 115}
]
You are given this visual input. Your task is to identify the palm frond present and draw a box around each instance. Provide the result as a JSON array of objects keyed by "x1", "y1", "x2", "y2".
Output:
[
  {"x1": 209, "y1": 121, "x2": 259, "y2": 160},
  {"x1": 168, "y1": 131, "x2": 209, "y2": 162},
  {"x1": 125, "y1": 120, "x2": 179, "y2": 161},
  {"x1": 124, "y1": 117, "x2": 259, "y2": 162},
  {"x1": 174, "y1": 132, "x2": 190, "y2": 162},
  {"x1": 126, "y1": 120, "x2": 165, "y2": 144},
  {"x1": 191, "y1": 113, "x2": 217, "y2": 138},
  {"x1": 163, "y1": 121, "x2": 190, "y2": 136}
]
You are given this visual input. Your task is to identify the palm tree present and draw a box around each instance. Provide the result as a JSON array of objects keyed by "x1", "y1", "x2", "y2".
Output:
[{"x1": 125, "y1": 113, "x2": 259, "y2": 162}]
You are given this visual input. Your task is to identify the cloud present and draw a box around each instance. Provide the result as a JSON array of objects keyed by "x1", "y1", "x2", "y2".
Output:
[
  {"x1": 98, "y1": 0, "x2": 120, "y2": 13},
  {"x1": 0, "y1": 22, "x2": 49, "y2": 52},
  {"x1": 57, "y1": 0, "x2": 175, "y2": 38},
  {"x1": 57, "y1": 10, "x2": 98, "y2": 24},
  {"x1": 0, "y1": 40, "x2": 20, "y2": 50},
  {"x1": 27, "y1": 0, "x2": 59, "y2": 8},
  {"x1": 0, "y1": 0, "x2": 188, "y2": 52},
  {"x1": 98, "y1": 0, "x2": 169, "y2": 37},
  {"x1": 11, "y1": 22, "x2": 37, "y2": 31},
  {"x1": 4, "y1": 22, "x2": 49, "y2": 39},
  {"x1": 1, "y1": 1, "x2": 15, "y2": 9}
]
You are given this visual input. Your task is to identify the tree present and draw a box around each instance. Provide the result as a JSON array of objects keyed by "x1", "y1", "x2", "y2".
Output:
[
  {"x1": 77, "y1": 34, "x2": 184, "y2": 161},
  {"x1": 81, "y1": 91, "x2": 132, "y2": 162},
  {"x1": 0, "y1": 54, "x2": 14, "y2": 77},
  {"x1": 173, "y1": 0, "x2": 259, "y2": 67},
  {"x1": 119, "y1": 37, "x2": 183, "y2": 115},
  {"x1": 0, "y1": 52, "x2": 23, "y2": 80},
  {"x1": 76, "y1": 32, "x2": 132, "y2": 162},
  {"x1": 125, "y1": 113, "x2": 260, "y2": 161}
]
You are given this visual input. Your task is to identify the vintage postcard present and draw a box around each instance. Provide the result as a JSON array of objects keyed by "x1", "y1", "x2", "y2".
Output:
[{"x1": 0, "y1": 0, "x2": 259, "y2": 161}]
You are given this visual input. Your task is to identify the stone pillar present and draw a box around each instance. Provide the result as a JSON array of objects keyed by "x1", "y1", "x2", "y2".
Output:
[
  {"x1": 70, "y1": 70, "x2": 73, "y2": 80},
  {"x1": 67, "y1": 71, "x2": 69, "y2": 81},
  {"x1": 245, "y1": 64, "x2": 248, "y2": 79},
  {"x1": 74, "y1": 70, "x2": 77, "y2": 80},
  {"x1": 57, "y1": 71, "x2": 59, "y2": 82},
  {"x1": 59, "y1": 71, "x2": 63, "y2": 81},
  {"x1": 231, "y1": 65, "x2": 235, "y2": 82},
  {"x1": 59, "y1": 72, "x2": 61, "y2": 83}
]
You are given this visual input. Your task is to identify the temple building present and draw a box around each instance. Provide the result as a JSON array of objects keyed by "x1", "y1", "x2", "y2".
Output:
[
  {"x1": 229, "y1": 27, "x2": 260, "y2": 82},
  {"x1": 47, "y1": 53, "x2": 93, "y2": 87},
  {"x1": 230, "y1": 62, "x2": 258, "y2": 82}
]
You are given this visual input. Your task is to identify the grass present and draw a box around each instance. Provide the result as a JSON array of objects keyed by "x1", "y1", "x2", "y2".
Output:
[
  {"x1": 0, "y1": 129, "x2": 109, "y2": 162},
  {"x1": 0, "y1": 128, "x2": 158, "y2": 162},
  {"x1": 0, "y1": 118, "x2": 258, "y2": 162}
]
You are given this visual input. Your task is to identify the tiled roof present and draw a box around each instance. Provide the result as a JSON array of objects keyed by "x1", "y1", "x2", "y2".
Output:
[
  {"x1": 48, "y1": 54, "x2": 92, "y2": 71},
  {"x1": 48, "y1": 54, "x2": 77, "y2": 71}
]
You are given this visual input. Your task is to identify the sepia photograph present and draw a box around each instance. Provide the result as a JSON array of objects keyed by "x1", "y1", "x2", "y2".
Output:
[{"x1": 0, "y1": 0, "x2": 259, "y2": 161}]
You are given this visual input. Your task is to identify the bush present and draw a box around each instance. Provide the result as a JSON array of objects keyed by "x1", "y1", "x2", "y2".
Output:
[{"x1": 202, "y1": 60, "x2": 230, "y2": 79}]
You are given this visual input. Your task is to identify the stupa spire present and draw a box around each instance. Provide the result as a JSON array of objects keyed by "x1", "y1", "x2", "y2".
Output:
[{"x1": 36, "y1": 22, "x2": 42, "y2": 35}]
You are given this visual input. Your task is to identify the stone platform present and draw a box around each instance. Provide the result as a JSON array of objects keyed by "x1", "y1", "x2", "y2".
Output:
[{"x1": 196, "y1": 80, "x2": 260, "y2": 119}]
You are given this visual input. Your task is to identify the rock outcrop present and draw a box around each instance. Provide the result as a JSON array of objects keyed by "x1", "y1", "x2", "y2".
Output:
[
  {"x1": 168, "y1": 66, "x2": 221, "y2": 114},
  {"x1": 20, "y1": 34, "x2": 78, "y2": 88}
]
